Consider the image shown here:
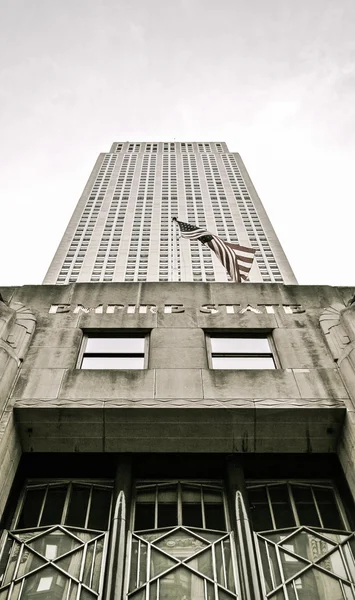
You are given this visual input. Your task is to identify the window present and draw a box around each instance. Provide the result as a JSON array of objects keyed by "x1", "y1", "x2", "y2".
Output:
[
  {"x1": 247, "y1": 480, "x2": 353, "y2": 600},
  {"x1": 0, "y1": 480, "x2": 113, "y2": 600},
  {"x1": 129, "y1": 481, "x2": 237, "y2": 600},
  {"x1": 208, "y1": 334, "x2": 276, "y2": 369},
  {"x1": 79, "y1": 334, "x2": 147, "y2": 369}
]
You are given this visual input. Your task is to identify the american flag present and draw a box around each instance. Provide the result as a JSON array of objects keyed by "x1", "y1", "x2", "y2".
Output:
[{"x1": 173, "y1": 218, "x2": 256, "y2": 282}]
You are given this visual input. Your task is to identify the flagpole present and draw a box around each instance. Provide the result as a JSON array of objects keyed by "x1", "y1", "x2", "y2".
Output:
[{"x1": 172, "y1": 217, "x2": 178, "y2": 282}]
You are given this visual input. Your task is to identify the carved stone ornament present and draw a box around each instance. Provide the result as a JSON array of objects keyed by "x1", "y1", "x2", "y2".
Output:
[
  {"x1": 319, "y1": 303, "x2": 350, "y2": 361},
  {"x1": 0, "y1": 297, "x2": 36, "y2": 413}
]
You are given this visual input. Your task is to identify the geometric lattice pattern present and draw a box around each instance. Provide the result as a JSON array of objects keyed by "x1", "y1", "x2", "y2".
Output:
[
  {"x1": 128, "y1": 526, "x2": 237, "y2": 600},
  {"x1": 257, "y1": 527, "x2": 355, "y2": 599},
  {"x1": 0, "y1": 526, "x2": 106, "y2": 599}
]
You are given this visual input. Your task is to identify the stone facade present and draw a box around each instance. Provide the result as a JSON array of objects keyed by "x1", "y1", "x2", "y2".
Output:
[{"x1": 0, "y1": 281, "x2": 355, "y2": 600}]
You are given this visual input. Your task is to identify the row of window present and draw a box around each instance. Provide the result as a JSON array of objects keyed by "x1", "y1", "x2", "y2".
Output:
[
  {"x1": 0, "y1": 477, "x2": 352, "y2": 600},
  {"x1": 78, "y1": 333, "x2": 276, "y2": 370}
]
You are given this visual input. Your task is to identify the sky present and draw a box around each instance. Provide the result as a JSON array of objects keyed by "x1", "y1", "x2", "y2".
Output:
[{"x1": 1, "y1": 0, "x2": 354, "y2": 287}]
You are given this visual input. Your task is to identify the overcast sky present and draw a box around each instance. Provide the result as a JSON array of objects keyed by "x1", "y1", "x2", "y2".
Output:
[{"x1": 1, "y1": 0, "x2": 354, "y2": 288}]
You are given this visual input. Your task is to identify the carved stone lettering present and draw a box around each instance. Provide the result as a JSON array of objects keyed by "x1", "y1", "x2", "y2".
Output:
[
  {"x1": 49, "y1": 304, "x2": 70, "y2": 314},
  {"x1": 200, "y1": 304, "x2": 219, "y2": 314},
  {"x1": 106, "y1": 304, "x2": 125, "y2": 314},
  {"x1": 283, "y1": 304, "x2": 305, "y2": 314},
  {"x1": 218, "y1": 304, "x2": 241, "y2": 314},
  {"x1": 139, "y1": 305, "x2": 157, "y2": 314},
  {"x1": 73, "y1": 304, "x2": 99, "y2": 314},
  {"x1": 259, "y1": 304, "x2": 279, "y2": 314},
  {"x1": 239, "y1": 304, "x2": 262, "y2": 314},
  {"x1": 164, "y1": 304, "x2": 185, "y2": 313}
]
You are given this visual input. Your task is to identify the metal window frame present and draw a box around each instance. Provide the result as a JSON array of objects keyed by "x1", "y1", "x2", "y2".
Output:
[
  {"x1": 131, "y1": 480, "x2": 230, "y2": 533},
  {"x1": 246, "y1": 479, "x2": 350, "y2": 532},
  {"x1": 205, "y1": 331, "x2": 279, "y2": 370},
  {"x1": 12, "y1": 479, "x2": 114, "y2": 530},
  {"x1": 77, "y1": 331, "x2": 150, "y2": 370}
]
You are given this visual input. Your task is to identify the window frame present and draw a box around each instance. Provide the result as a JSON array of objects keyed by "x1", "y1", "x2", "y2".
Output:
[
  {"x1": 77, "y1": 331, "x2": 149, "y2": 370},
  {"x1": 247, "y1": 479, "x2": 349, "y2": 532},
  {"x1": 206, "y1": 331, "x2": 279, "y2": 370}
]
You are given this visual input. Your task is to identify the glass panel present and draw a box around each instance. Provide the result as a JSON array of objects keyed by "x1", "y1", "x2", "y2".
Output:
[
  {"x1": 135, "y1": 491, "x2": 155, "y2": 531},
  {"x1": 292, "y1": 486, "x2": 321, "y2": 527},
  {"x1": 215, "y1": 542, "x2": 224, "y2": 587},
  {"x1": 70, "y1": 531, "x2": 98, "y2": 543},
  {"x1": 130, "y1": 539, "x2": 139, "y2": 591},
  {"x1": 212, "y1": 356, "x2": 275, "y2": 369},
  {"x1": 269, "y1": 590, "x2": 285, "y2": 600},
  {"x1": 139, "y1": 542, "x2": 147, "y2": 588},
  {"x1": 193, "y1": 531, "x2": 224, "y2": 543},
  {"x1": 8, "y1": 582, "x2": 22, "y2": 600},
  {"x1": 286, "y1": 582, "x2": 298, "y2": 600},
  {"x1": 203, "y1": 490, "x2": 225, "y2": 531},
  {"x1": 278, "y1": 549, "x2": 308, "y2": 580},
  {"x1": 1, "y1": 539, "x2": 20, "y2": 586},
  {"x1": 318, "y1": 549, "x2": 348, "y2": 580},
  {"x1": 205, "y1": 580, "x2": 215, "y2": 599},
  {"x1": 67, "y1": 580, "x2": 79, "y2": 600},
  {"x1": 150, "y1": 549, "x2": 176, "y2": 578},
  {"x1": 284, "y1": 531, "x2": 335, "y2": 562},
  {"x1": 182, "y1": 487, "x2": 203, "y2": 528},
  {"x1": 17, "y1": 489, "x2": 45, "y2": 529},
  {"x1": 82, "y1": 356, "x2": 144, "y2": 369},
  {"x1": 258, "y1": 539, "x2": 273, "y2": 593},
  {"x1": 56, "y1": 549, "x2": 84, "y2": 579},
  {"x1": 249, "y1": 487, "x2": 273, "y2": 531},
  {"x1": 313, "y1": 488, "x2": 344, "y2": 530},
  {"x1": 88, "y1": 488, "x2": 111, "y2": 530},
  {"x1": 66, "y1": 485, "x2": 90, "y2": 528},
  {"x1": 13, "y1": 549, "x2": 45, "y2": 580},
  {"x1": 29, "y1": 530, "x2": 80, "y2": 559},
  {"x1": 187, "y1": 548, "x2": 214, "y2": 579},
  {"x1": 218, "y1": 590, "x2": 235, "y2": 600},
  {"x1": 269, "y1": 485, "x2": 295, "y2": 529},
  {"x1": 210, "y1": 337, "x2": 271, "y2": 353},
  {"x1": 223, "y1": 539, "x2": 235, "y2": 592},
  {"x1": 130, "y1": 588, "x2": 146, "y2": 600},
  {"x1": 40, "y1": 486, "x2": 67, "y2": 526},
  {"x1": 79, "y1": 587, "x2": 96, "y2": 599},
  {"x1": 82, "y1": 541, "x2": 95, "y2": 589},
  {"x1": 343, "y1": 544, "x2": 355, "y2": 584},
  {"x1": 159, "y1": 567, "x2": 205, "y2": 600},
  {"x1": 326, "y1": 533, "x2": 349, "y2": 544},
  {"x1": 268, "y1": 543, "x2": 282, "y2": 587},
  {"x1": 149, "y1": 581, "x2": 157, "y2": 600},
  {"x1": 86, "y1": 337, "x2": 145, "y2": 353},
  {"x1": 140, "y1": 531, "x2": 169, "y2": 543},
  {"x1": 158, "y1": 487, "x2": 177, "y2": 528},
  {"x1": 155, "y1": 531, "x2": 206, "y2": 559},
  {"x1": 21, "y1": 566, "x2": 69, "y2": 598},
  {"x1": 294, "y1": 567, "x2": 345, "y2": 600},
  {"x1": 343, "y1": 582, "x2": 355, "y2": 600}
]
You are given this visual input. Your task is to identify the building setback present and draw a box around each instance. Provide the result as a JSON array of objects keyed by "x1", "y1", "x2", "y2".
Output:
[
  {"x1": 1, "y1": 281, "x2": 355, "y2": 599},
  {"x1": 43, "y1": 142, "x2": 297, "y2": 285}
]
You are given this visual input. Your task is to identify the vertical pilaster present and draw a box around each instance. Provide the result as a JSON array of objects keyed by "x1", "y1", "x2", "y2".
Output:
[
  {"x1": 226, "y1": 456, "x2": 263, "y2": 600},
  {"x1": 104, "y1": 455, "x2": 133, "y2": 600}
]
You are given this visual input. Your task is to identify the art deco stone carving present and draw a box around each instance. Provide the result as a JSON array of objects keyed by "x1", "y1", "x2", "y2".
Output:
[{"x1": 0, "y1": 294, "x2": 36, "y2": 413}]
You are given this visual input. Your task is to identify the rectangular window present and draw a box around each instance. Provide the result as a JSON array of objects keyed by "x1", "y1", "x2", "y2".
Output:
[
  {"x1": 79, "y1": 334, "x2": 147, "y2": 369},
  {"x1": 208, "y1": 334, "x2": 276, "y2": 369}
]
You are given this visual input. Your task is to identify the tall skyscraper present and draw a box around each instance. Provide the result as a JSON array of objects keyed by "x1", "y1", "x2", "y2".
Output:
[{"x1": 43, "y1": 142, "x2": 297, "y2": 284}]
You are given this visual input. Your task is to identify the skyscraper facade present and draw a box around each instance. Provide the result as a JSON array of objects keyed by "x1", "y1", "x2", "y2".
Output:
[{"x1": 43, "y1": 142, "x2": 297, "y2": 284}]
